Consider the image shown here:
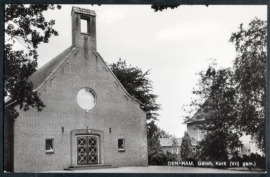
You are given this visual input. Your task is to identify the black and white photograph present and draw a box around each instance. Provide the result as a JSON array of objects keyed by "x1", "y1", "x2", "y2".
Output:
[{"x1": 3, "y1": 4, "x2": 267, "y2": 174}]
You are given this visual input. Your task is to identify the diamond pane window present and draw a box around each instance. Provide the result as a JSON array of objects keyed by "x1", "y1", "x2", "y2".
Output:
[
  {"x1": 77, "y1": 136, "x2": 99, "y2": 165},
  {"x1": 77, "y1": 88, "x2": 96, "y2": 111},
  {"x1": 46, "y1": 139, "x2": 54, "y2": 154},
  {"x1": 118, "y1": 139, "x2": 125, "y2": 152}
]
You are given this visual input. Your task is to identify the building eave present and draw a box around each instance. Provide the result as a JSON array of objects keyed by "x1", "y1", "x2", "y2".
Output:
[{"x1": 93, "y1": 51, "x2": 145, "y2": 107}]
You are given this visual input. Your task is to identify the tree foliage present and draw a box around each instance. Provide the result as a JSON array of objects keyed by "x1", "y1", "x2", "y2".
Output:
[
  {"x1": 109, "y1": 59, "x2": 162, "y2": 165},
  {"x1": 147, "y1": 120, "x2": 163, "y2": 164},
  {"x1": 109, "y1": 59, "x2": 160, "y2": 121},
  {"x1": 151, "y1": 4, "x2": 179, "y2": 12},
  {"x1": 197, "y1": 129, "x2": 241, "y2": 161},
  {"x1": 184, "y1": 66, "x2": 241, "y2": 160},
  {"x1": 159, "y1": 129, "x2": 173, "y2": 138},
  {"x1": 151, "y1": 3, "x2": 209, "y2": 12},
  {"x1": 183, "y1": 18, "x2": 266, "y2": 160},
  {"x1": 5, "y1": 4, "x2": 61, "y2": 119},
  {"x1": 180, "y1": 131, "x2": 193, "y2": 161},
  {"x1": 229, "y1": 18, "x2": 267, "y2": 152}
]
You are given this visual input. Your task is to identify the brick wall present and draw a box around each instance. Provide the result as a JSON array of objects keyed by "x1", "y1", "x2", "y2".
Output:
[{"x1": 13, "y1": 45, "x2": 148, "y2": 172}]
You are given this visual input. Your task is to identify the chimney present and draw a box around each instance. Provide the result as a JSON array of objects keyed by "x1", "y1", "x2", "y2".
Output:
[{"x1": 71, "y1": 6, "x2": 96, "y2": 51}]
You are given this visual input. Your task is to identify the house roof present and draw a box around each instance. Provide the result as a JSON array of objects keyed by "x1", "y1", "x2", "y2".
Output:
[
  {"x1": 159, "y1": 138, "x2": 182, "y2": 147},
  {"x1": 92, "y1": 51, "x2": 143, "y2": 105},
  {"x1": 185, "y1": 98, "x2": 212, "y2": 124},
  {"x1": 27, "y1": 46, "x2": 143, "y2": 106},
  {"x1": 29, "y1": 46, "x2": 74, "y2": 90},
  {"x1": 72, "y1": 6, "x2": 96, "y2": 16}
]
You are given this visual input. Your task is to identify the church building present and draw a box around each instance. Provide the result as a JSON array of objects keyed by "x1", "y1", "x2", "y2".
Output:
[{"x1": 4, "y1": 7, "x2": 148, "y2": 172}]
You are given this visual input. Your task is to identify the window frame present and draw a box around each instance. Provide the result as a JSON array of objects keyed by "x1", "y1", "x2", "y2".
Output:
[
  {"x1": 77, "y1": 87, "x2": 97, "y2": 112},
  {"x1": 198, "y1": 130, "x2": 203, "y2": 141},
  {"x1": 80, "y1": 15, "x2": 90, "y2": 34},
  {"x1": 118, "y1": 138, "x2": 125, "y2": 152},
  {"x1": 45, "y1": 138, "x2": 54, "y2": 154}
]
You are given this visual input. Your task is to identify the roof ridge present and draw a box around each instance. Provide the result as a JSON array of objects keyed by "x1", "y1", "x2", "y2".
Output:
[
  {"x1": 72, "y1": 6, "x2": 96, "y2": 16},
  {"x1": 31, "y1": 47, "x2": 72, "y2": 78},
  {"x1": 32, "y1": 47, "x2": 76, "y2": 91},
  {"x1": 93, "y1": 51, "x2": 144, "y2": 106}
]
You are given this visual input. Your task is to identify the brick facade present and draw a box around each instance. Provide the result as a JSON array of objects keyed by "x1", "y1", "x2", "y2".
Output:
[{"x1": 8, "y1": 7, "x2": 148, "y2": 172}]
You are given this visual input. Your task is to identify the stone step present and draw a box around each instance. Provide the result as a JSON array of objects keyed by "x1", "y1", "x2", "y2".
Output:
[{"x1": 64, "y1": 164, "x2": 112, "y2": 171}]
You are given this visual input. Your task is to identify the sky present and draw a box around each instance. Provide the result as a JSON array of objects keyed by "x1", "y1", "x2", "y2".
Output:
[{"x1": 33, "y1": 5, "x2": 267, "y2": 138}]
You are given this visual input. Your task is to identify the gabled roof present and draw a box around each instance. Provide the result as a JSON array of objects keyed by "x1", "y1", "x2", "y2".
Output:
[
  {"x1": 29, "y1": 46, "x2": 75, "y2": 90},
  {"x1": 93, "y1": 51, "x2": 143, "y2": 105},
  {"x1": 5, "y1": 47, "x2": 74, "y2": 107},
  {"x1": 185, "y1": 98, "x2": 212, "y2": 124},
  {"x1": 159, "y1": 138, "x2": 182, "y2": 147},
  {"x1": 27, "y1": 47, "x2": 143, "y2": 106}
]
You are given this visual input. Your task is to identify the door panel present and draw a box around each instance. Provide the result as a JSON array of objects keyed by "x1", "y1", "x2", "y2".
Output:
[
  {"x1": 77, "y1": 136, "x2": 98, "y2": 165},
  {"x1": 88, "y1": 137, "x2": 98, "y2": 164}
]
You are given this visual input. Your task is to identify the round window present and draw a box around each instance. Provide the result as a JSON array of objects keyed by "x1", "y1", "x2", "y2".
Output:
[{"x1": 77, "y1": 88, "x2": 96, "y2": 111}]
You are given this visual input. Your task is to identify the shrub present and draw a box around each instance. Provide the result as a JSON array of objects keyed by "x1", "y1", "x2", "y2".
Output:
[
  {"x1": 166, "y1": 151, "x2": 177, "y2": 162},
  {"x1": 150, "y1": 152, "x2": 168, "y2": 165},
  {"x1": 231, "y1": 153, "x2": 265, "y2": 170}
]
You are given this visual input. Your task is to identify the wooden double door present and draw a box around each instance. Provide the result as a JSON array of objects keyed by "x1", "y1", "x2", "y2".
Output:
[{"x1": 76, "y1": 135, "x2": 99, "y2": 165}]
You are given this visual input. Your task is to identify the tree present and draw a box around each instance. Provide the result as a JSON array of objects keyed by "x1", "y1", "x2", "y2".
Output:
[
  {"x1": 180, "y1": 131, "x2": 193, "y2": 161},
  {"x1": 183, "y1": 66, "x2": 241, "y2": 161},
  {"x1": 166, "y1": 137, "x2": 178, "y2": 161},
  {"x1": 183, "y1": 18, "x2": 266, "y2": 161},
  {"x1": 151, "y1": 3, "x2": 209, "y2": 12},
  {"x1": 197, "y1": 131, "x2": 229, "y2": 161},
  {"x1": 4, "y1": 4, "x2": 61, "y2": 172},
  {"x1": 159, "y1": 129, "x2": 173, "y2": 138},
  {"x1": 151, "y1": 4, "x2": 179, "y2": 12},
  {"x1": 109, "y1": 59, "x2": 160, "y2": 121},
  {"x1": 5, "y1": 4, "x2": 61, "y2": 119},
  {"x1": 229, "y1": 18, "x2": 267, "y2": 152},
  {"x1": 109, "y1": 59, "x2": 161, "y2": 165},
  {"x1": 147, "y1": 120, "x2": 163, "y2": 164}
]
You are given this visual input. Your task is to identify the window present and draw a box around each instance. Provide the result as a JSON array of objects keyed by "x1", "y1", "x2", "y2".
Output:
[
  {"x1": 77, "y1": 88, "x2": 96, "y2": 111},
  {"x1": 46, "y1": 139, "x2": 54, "y2": 154},
  {"x1": 118, "y1": 139, "x2": 125, "y2": 152},
  {"x1": 236, "y1": 145, "x2": 242, "y2": 153},
  {"x1": 198, "y1": 130, "x2": 204, "y2": 141},
  {"x1": 81, "y1": 19, "x2": 88, "y2": 33}
]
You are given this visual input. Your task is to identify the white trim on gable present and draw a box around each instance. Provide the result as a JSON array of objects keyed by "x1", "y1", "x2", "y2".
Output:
[
  {"x1": 34, "y1": 47, "x2": 76, "y2": 91},
  {"x1": 93, "y1": 51, "x2": 144, "y2": 106}
]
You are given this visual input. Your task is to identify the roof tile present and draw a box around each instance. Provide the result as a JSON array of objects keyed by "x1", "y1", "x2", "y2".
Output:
[
  {"x1": 159, "y1": 138, "x2": 182, "y2": 147},
  {"x1": 72, "y1": 6, "x2": 96, "y2": 16},
  {"x1": 29, "y1": 47, "x2": 73, "y2": 89}
]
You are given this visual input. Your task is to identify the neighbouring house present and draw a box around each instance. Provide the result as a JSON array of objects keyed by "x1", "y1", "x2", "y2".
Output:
[
  {"x1": 4, "y1": 7, "x2": 148, "y2": 172},
  {"x1": 159, "y1": 138, "x2": 182, "y2": 161},
  {"x1": 186, "y1": 108, "x2": 264, "y2": 157}
]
